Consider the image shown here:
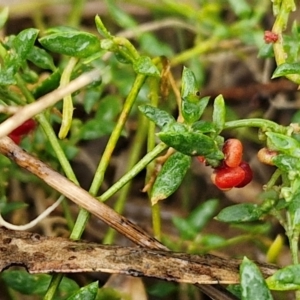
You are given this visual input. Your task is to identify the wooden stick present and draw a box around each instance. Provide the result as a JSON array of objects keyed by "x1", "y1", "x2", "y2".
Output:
[{"x1": 0, "y1": 227, "x2": 278, "y2": 284}]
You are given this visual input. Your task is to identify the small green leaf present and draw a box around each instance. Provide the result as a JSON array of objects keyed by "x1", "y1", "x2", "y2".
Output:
[
  {"x1": 66, "y1": 281, "x2": 98, "y2": 300},
  {"x1": 266, "y1": 264, "x2": 300, "y2": 291},
  {"x1": 266, "y1": 132, "x2": 300, "y2": 158},
  {"x1": 181, "y1": 67, "x2": 198, "y2": 100},
  {"x1": 228, "y1": 0, "x2": 251, "y2": 17},
  {"x1": 272, "y1": 62, "x2": 300, "y2": 78},
  {"x1": 32, "y1": 69, "x2": 61, "y2": 98},
  {"x1": 191, "y1": 120, "x2": 215, "y2": 133},
  {"x1": 133, "y1": 56, "x2": 160, "y2": 77},
  {"x1": 1, "y1": 270, "x2": 79, "y2": 296},
  {"x1": 272, "y1": 154, "x2": 300, "y2": 172},
  {"x1": 258, "y1": 43, "x2": 274, "y2": 58},
  {"x1": 138, "y1": 105, "x2": 175, "y2": 129},
  {"x1": 0, "y1": 202, "x2": 28, "y2": 215},
  {"x1": 157, "y1": 131, "x2": 221, "y2": 157},
  {"x1": 151, "y1": 152, "x2": 191, "y2": 204},
  {"x1": 240, "y1": 257, "x2": 273, "y2": 299},
  {"x1": 27, "y1": 46, "x2": 56, "y2": 71},
  {"x1": 187, "y1": 199, "x2": 219, "y2": 231},
  {"x1": 216, "y1": 203, "x2": 263, "y2": 223},
  {"x1": 95, "y1": 15, "x2": 113, "y2": 39},
  {"x1": 172, "y1": 216, "x2": 198, "y2": 240},
  {"x1": 39, "y1": 32, "x2": 101, "y2": 58},
  {"x1": 288, "y1": 192, "x2": 300, "y2": 229},
  {"x1": 212, "y1": 94, "x2": 225, "y2": 134},
  {"x1": 181, "y1": 97, "x2": 209, "y2": 124},
  {"x1": 13, "y1": 28, "x2": 39, "y2": 60}
]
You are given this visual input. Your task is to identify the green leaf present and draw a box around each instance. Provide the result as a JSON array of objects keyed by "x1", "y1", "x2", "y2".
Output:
[
  {"x1": 66, "y1": 281, "x2": 98, "y2": 300},
  {"x1": 240, "y1": 257, "x2": 273, "y2": 299},
  {"x1": 27, "y1": 46, "x2": 56, "y2": 71},
  {"x1": 79, "y1": 95, "x2": 122, "y2": 140},
  {"x1": 272, "y1": 154, "x2": 300, "y2": 172},
  {"x1": 212, "y1": 94, "x2": 225, "y2": 134},
  {"x1": 181, "y1": 96, "x2": 210, "y2": 124},
  {"x1": 288, "y1": 192, "x2": 300, "y2": 229},
  {"x1": 13, "y1": 28, "x2": 39, "y2": 60},
  {"x1": 191, "y1": 120, "x2": 215, "y2": 133},
  {"x1": 266, "y1": 264, "x2": 300, "y2": 291},
  {"x1": 39, "y1": 32, "x2": 101, "y2": 58},
  {"x1": 1, "y1": 270, "x2": 79, "y2": 296},
  {"x1": 106, "y1": 0, "x2": 137, "y2": 29},
  {"x1": 95, "y1": 15, "x2": 113, "y2": 39},
  {"x1": 258, "y1": 43, "x2": 274, "y2": 58},
  {"x1": 157, "y1": 131, "x2": 222, "y2": 158},
  {"x1": 266, "y1": 132, "x2": 300, "y2": 158},
  {"x1": 172, "y1": 216, "x2": 198, "y2": 240},
  {"x1": 272, "y1": 62, "x2": 300, "y2": 78},
  {"x1": 0, "y1": 202, "x2": 28, "y2": 215},
  {"x1": 133, "y1": 56, "x2": 160, "y2": 77},
  {"x1": 151, "y1": 152, "x2": 191, "y2": 204},
  {"x1": 216, "y1": 203, "x2": 263, "y2": 223},
  {"x1": 32, "y1": 69, "x2": 61, "y2": 98},
  {"x1": 187, "y1": 199, "x2": 219, "y2": 231},
  {"x1": 138, "y1": 105, "x2": 175, "y2": 129},
  {"x1": 228, "y1": 0, "x2": 251, "y2": 17},
  {"x1": 181, "y1": 67, "x2": 198, "y2": 100}
]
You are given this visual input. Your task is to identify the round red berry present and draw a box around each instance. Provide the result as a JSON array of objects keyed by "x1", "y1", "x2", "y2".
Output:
[
  {"x1": 235, "y1": 161, "x2": 253, "y2": 188},
  {"x1": 9, "y1": 119, "x2": 36, "y2": 136},
  {"x1": 8, "y1": 135, "x2": 21, "y2": 145},
  {"x1": 212, "y1": 165, "x2": 245, "y2": 190},
  {"x1": 223, "y1": 139, "x2": 243, "y2": 168}
]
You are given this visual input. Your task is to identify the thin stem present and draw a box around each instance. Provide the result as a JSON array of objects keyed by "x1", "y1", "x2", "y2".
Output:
[
  {"x1": 90, "y1": 74, "x2": 146, "y2": 196},
  {"x1": 224, "y1": 118, "x2": 287, "y2": 134},
  {"x1": 147, "y1": 77, "x2": 162, "y2": 240},
  {"x1": 98, "y1": 142, "x2": 168, "y2": 203},
  {"x1": 103, "y1": 114, "x2": 148, "y2": 244},
  {"x1": 272, "y1": 0, "x2": 299, "y2": 84},
  {"x1": 43, "y1": 274, "x2": 63, "y2": 300},
  {"x1": 68, "y1": 0, "x2": 86, "y2": 27},
  {"x1": 70, "y1": 73, "x2": 146, "y2": 240}
]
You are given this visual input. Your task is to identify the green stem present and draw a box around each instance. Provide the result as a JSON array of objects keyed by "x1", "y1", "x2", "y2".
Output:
[
  {"x1": 224, "y1": 118, "x2": 286, "y2": 134},
  {"x1": 70, "y1": 73, "x2": 146, "y2": 240},
  {"x1": 272, "y1": 0, "x2": 300, "y2": 84},
  {"x1": 68, "y1": 0, "x2": 86, "y2": 27},
  {"x1": 98, "y1": 142, "x2": 168, "y2": 202},
  {"x1": 170, "y1": 37, "x2": 218, "y2": 66},
  {"x1": 265, "y1": 169, "x2": 282, "y2": 190},
  {"x1": 147, "y1": 77, "x2": 162, "y2": 240},
  {"x1": 43, "y1": 275, "x2": 63, "y2": 300},
  {"x1": 103, "y1": 114, "x2": 148, "y2": 244},
  {"x1": 91, "y1": 74, "x2": 146, "y2": 196}
]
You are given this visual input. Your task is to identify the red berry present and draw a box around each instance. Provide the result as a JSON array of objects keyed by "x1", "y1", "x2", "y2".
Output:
[
  {"x1": 212, "y1": 165, "x2": 245, "y2": 190},
  {"x1": 264, "y1": 31, "x2": 278, "y2": 43},
  {"x1": 8, "y1": 135, "x2": 21, "y2": 145},
  {"x1": 235, "y1": 161, "x2": 253, "y2": 188},
  {"x1": 223, "y1": 139, "x2": 243, "y2": 168},
  {"x1": 9, "y1": 119, "x2": 36, "y2": 136}
]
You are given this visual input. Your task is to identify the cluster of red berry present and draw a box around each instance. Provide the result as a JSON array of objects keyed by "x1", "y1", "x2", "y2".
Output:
[
  {"x1": 8, "y1": 119, "x2": 36, "y2": 145},
  {"x1": 198, "y1": 139, "x2": 253, "y2": 190}
]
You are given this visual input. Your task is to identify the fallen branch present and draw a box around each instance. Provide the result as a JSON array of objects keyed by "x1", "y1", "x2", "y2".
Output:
[{"x1": 0, "y1": 227, "x2": 278, "y2": 284}]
